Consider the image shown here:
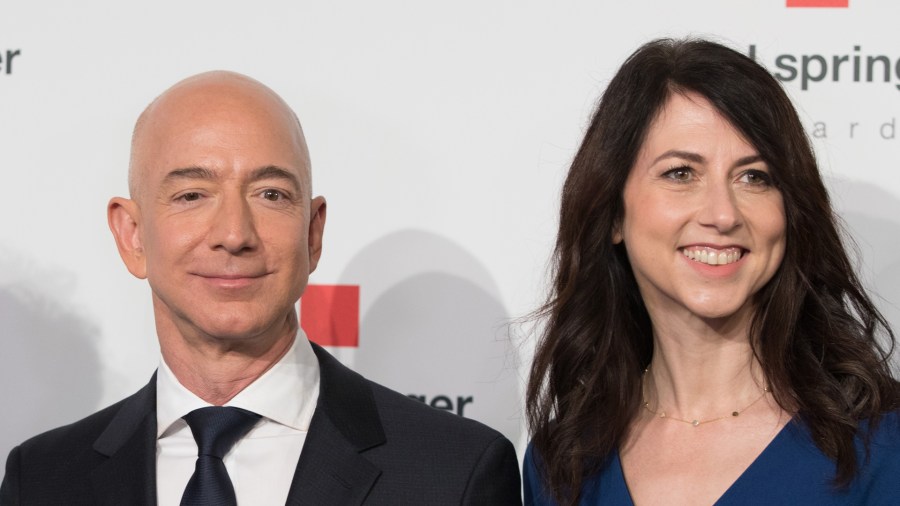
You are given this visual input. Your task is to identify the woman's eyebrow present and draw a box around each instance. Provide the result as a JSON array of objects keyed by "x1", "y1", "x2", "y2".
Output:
[
  {"x1": 651, "y1": 150, "x2": 764, "y2": 168},
  {"x1": 652, "y1": 150, "x2": 705, "y2": 164}
]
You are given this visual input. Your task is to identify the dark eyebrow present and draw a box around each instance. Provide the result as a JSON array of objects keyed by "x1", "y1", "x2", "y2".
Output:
[
  {"x1": 734, "y1": 154, "x2": 765, "y2": 167},
  {"x1": 652, "y1": 151, "x2": 765, "y2": 168},
  {"x1": 249, "y1": 165, "x2": 302, "y2": 192},
  {"x1": 652, "y1": 150, "x2": 705, "y2": 165},
  {"x1": 162, "y1": 166, "x2": 217, "y2": 184}
]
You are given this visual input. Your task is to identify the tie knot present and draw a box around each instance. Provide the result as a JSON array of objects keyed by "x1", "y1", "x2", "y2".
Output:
[{"x1": 182, "y1": 406, "x2": 261, "y2": 459}]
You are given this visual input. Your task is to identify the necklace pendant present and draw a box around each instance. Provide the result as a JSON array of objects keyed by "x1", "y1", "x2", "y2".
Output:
[{"x1": 691, "y1": 419, "x2": 699, "y2": 427}]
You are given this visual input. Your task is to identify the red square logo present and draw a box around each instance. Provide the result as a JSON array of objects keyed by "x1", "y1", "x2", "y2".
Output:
[
  {"x1": 300, "y1": 284, "x2": 360, "y2": 347},
  {"x1": 787, "y1": 0, "x2": 848, "y2": 7}
]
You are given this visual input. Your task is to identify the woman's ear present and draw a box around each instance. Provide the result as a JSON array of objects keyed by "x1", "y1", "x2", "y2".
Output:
[{"x1": 612, "y1": 222, "x2": 624, "y2": 244}]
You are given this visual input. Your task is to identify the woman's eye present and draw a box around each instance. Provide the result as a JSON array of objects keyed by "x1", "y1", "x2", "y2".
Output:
[
  {"x1": 739, "y1": 170, "x2": 772, "y2": 186},
  {"x1": 663, "y1": 167, "x2": 693, "y2": 182}
]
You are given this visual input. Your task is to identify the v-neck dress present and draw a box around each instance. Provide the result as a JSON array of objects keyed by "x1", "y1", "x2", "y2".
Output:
[{"x1": 523, "y1": 412, "x2": 900, "y2": 505}]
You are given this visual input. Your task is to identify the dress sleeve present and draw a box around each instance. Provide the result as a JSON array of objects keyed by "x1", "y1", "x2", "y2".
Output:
[
  {"x1": 860, "y1": 412, "x2": 900, "y2": 504},
  {"x1": 523, "y1": 442, "x2": 554, "y2": 506}
]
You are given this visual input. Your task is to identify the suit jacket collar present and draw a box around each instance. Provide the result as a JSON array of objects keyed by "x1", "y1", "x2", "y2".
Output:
[
  {"x1": 87, "y1": 344, "x2": 386, "y2": 506},
  {"x1": 91, "y1": 372, "x2": 158, "y2": 506},
  {"x1": 286, "y1": 343, "x2": 386, "y2": 505}
]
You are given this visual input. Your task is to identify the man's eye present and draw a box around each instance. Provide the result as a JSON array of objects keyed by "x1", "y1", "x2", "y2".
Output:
[
  {"x1": 181, "y1": 192, "x2": 201, "y2": 202},
  {"x1": 262, "y1": 189, "x2": 284, "y2": 201}
]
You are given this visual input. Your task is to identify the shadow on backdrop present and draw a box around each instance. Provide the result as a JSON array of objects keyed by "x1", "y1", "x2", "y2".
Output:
[
  {"x1": 0, "y1": 283, "x2": 102, "y2": 473},
  {"x1": 833, "y1": 179, "x2": 900, "y2": 371},
  {"x1": 337, "y1": 229, "x2": 522, "y2": 446}
]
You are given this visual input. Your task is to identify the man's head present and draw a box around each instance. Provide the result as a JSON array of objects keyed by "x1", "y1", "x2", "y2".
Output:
[{"x1": 108, "y1": 71, "x2": 326, "y2": 348}]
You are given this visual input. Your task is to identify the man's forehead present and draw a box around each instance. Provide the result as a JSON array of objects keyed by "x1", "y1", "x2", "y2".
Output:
[
  {"x1": 147, "y1": 71, "x2": 288, "y2": 116},
  {"x1": 142, "y1": 78, "x2": 300, "y2": 142},
  {"x1": 129, "y1": 71, "x2": 311, "y2": 197}
]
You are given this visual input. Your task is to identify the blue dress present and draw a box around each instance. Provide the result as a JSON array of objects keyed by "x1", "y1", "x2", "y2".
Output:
[{"x1": 524, "y1": 412, "x2": 900, "y2": 505}]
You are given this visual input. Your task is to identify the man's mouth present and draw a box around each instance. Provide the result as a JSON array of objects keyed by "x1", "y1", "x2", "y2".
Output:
[
  {"x1": 680, "y1": 246, "x2": 744, "y2": 266},
  {"x1": 201, "y1": 274, "x2": 262, "y2": 279},
  {"x1": 195, "y1": 271, "x2": 268, "y2": 279}
]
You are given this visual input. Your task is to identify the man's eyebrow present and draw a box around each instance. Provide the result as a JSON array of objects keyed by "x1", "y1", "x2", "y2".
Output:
[
  {"x1": 160, "y1": 165, "x2": 302, "y2": 191},
  {"x1": 249, "y1": 165, "x2": 302, "y2": 192},
  {"x1": 162, "y1": 166, "x2": 217, "y2": 183}
]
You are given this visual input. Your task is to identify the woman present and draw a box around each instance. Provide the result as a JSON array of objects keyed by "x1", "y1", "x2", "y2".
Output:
[{"x1": 524, "y1": 38, "x2": 900, "y2": 505}]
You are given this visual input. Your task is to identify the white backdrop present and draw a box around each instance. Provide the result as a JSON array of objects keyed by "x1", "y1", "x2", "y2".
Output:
[{"x1": 2, "y1": 0, "x2": 899, "y2": 471}]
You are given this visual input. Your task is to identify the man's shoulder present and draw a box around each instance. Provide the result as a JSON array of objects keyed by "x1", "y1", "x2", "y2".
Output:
[
  {"x1": 365, "y1": 378, "x2": 506, "y2": 445},
  {"x1": 312, "y1": 343, "x2": 507, "y2": 448},
  {"x1": 12, "y1": 375, "x2": 154, "y2": 464},
  {"x1": 2, "y1": 380, "x2": 157, "y2": 505},
  {"x1": 19, "y1": 399, "x2": 126, "y2": 453},
  {"x1": 15, "y1": 396, "x2": 131, "y2": 457},
  {"x1": 313, "y1": 352, "x2": 521, "y2": 504},
  {"x1": 2, "y1": 396, "x2": 130, "y2": 500}
]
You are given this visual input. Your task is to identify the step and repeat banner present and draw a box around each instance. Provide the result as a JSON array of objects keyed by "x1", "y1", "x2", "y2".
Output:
[{"x1": 2, "y1": 1, "x2": 898, "y2": 464}]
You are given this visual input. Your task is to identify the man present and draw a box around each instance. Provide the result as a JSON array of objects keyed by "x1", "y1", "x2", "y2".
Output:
[{"x1": 0, "y1": 71, "x2": 521, "y2": 505}]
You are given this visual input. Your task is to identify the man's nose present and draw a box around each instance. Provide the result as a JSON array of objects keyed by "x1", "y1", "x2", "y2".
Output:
[
  {"x1": 208, "y1": 194, "x2": 260, "y2": 254},
  {"x1": 697, "y1": 180, "x2": 743, "y2": 233}
]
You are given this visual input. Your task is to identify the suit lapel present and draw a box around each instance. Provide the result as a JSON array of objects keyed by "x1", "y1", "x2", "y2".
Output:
[
  {"x1": 286, "y1": 345, "x2": 386, "y2": 505},
  {"x1": 90, "y1": 374, "x2": 158, "y2": 506},
  {"x1": 82, "y1": 347, "x2": 385, "y2": 505}
]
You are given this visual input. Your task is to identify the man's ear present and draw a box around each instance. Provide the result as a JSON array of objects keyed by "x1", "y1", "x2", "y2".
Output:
[
  {"x1": 307, "y1": 196, "x2": 327, "y2": 273},
  {"x1": 108, "y1": 197, "x2": 148, "y2": 279}
]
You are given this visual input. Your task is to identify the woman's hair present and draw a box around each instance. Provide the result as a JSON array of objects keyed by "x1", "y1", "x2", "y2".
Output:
[{"x1": 526, "y1": 37, "x2": 900, "y2": 505}]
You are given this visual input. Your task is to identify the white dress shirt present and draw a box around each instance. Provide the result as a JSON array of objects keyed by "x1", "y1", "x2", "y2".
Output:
[{"x1": 156, "y1": 330, "x2": 320, "y2": 506}]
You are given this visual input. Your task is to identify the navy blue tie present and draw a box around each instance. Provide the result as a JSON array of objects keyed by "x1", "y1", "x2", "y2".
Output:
[{"x1": 180, "y1": 406, "x2": 261, "y2": 506}]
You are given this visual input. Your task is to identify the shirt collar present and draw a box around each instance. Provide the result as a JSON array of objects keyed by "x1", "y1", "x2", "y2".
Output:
[{"x1": 156, "y1": 329, "x2": 321, "y2": 438}]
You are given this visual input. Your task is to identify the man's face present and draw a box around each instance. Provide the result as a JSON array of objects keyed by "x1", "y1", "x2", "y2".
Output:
[{"x1": 113, "y1": 80, "x2": 325, "y2": 344}]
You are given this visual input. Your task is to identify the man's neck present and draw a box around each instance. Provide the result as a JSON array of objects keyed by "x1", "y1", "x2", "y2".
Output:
[{"x1": 158, "y1": 318, "x2": 298, "y2": 406}]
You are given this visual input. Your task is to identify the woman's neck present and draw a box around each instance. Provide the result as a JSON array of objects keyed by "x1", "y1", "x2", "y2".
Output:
[{"x1": 645, "y1": 312, "x2": 767, "y2": 422}]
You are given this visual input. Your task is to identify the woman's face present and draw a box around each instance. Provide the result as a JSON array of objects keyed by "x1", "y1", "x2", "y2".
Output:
[{"x1": 615, "y1": 92, "x2": 786, "y2": 325}]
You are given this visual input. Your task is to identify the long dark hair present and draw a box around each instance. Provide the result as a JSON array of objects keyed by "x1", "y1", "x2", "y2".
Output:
[{"x1": 526, "y1": 38, "x2": 900, "y2": 505}]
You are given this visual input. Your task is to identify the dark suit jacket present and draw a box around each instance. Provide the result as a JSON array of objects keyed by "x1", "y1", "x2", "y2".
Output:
[{"x1": 0, "y1": 343, "x2": 521, "y2": 505}]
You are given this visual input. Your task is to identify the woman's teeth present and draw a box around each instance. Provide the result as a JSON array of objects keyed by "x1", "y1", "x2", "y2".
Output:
[{"x1": 682, "y1": 247, "x2": 743, "y2": 266}]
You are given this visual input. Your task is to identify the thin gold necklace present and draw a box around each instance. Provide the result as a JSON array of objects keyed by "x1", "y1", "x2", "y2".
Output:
[{"x1": 641, "y1": 367, "x2": 769, "y2": 427}]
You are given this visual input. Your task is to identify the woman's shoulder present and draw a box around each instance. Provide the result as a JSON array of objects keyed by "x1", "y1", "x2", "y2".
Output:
[
  {"x1": 523, "y1": 442, "x2": 556, "y2": 506},
  {"x1": 523, "y1": 440, "x2": 540, "y2": 470},
  {"x1": 863, "y1": 409, "x2": 900, "y2": 454},
  {"x1": 846, "y1": 409, "x2": 900, "y2": 502},
  {"x1": 523, "y1": 440, "x2": 627, "y2": 506},
  {"x1": 523, "y1": 441, "x2": 555, "y2": 505}
]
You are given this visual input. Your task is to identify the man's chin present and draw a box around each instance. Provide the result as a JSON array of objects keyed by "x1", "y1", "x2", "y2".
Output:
[
  {"x1": 187, "y1": 323, "x2": 294, "y2": 356},
  {"x1": 198, "y1": 318, "x2": 278, "y2": 339}
]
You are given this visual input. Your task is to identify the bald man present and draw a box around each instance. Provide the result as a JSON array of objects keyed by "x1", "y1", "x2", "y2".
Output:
[{"x1": 0, "y1": 72, "x2": 521, "y2": 505}]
